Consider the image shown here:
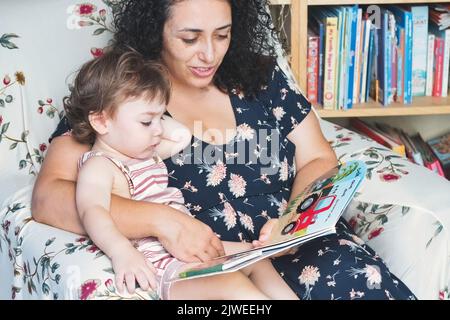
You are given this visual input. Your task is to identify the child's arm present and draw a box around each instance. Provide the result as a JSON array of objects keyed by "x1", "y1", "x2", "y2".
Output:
[
  {"x1": 156, "y1": 115, "x2": 191, "y2": 160},
  {"x1": 76, "y1": 157, "x2": 157, "y2": 293}
]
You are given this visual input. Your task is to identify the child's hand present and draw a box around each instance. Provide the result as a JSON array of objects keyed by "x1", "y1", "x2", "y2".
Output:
[{"x1": 110, "y1": 244, "x2": 158, "y2": 294}]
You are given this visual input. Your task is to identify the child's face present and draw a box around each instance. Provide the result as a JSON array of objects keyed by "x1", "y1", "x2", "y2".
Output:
[{"x1": 106, "y1": 96, "x2": 165, "y2": 159}]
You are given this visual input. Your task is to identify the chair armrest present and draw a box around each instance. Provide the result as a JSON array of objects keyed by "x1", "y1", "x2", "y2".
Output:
[
  {"x1": 0, "y1": 185, "x2": 158, "y2": 300},
  {"x1": 319, "y1": 118, "x2": 450, "y2": 300}
]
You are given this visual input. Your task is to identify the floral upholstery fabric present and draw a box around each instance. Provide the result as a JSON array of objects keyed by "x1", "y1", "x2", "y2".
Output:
[{"x1": 1, "y1": 0, "x2": 450, "y2": 300}]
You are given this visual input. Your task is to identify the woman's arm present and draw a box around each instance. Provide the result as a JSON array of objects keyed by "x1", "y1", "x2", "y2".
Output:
[
  {"x1": 254, "y1": 113, "x2": 338, "y2": 248},
  {"x1": 31, "y1": 135, "x2": 224, "y2": 262},
  {"x1": 32, "y1": 135, "x2": 90, "y2": 234},
  {"x1": 287, "y1": 112, "x2": 338, "y2": 202}
]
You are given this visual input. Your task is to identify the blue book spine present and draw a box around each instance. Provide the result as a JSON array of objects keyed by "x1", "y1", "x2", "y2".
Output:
[
  {"x1": 340, "y1": 7, "x2": 350, "y2": 109},
  {"x1": 386, "y1": 30, "x2": 392, "y2": 105},
  {"x1": 405, "y1": 11, "x2": 413, "y2": 104},
  {"x1": 396, "y1": 26, "x2": 404, "y2": 100},
  {"x1": 366, "y1": 25, "x2": 375, "y2": 102},
  {"x1": 378, "y1": 11, "x2": 389, "y2": 106},
  {"x1": 316, "y1": 18, "x2": 325, "y2": 106},
  {"x1": 337, "y1": 8, "x2": 346, "y2": 109},
  {"x1": 387, "y1": 6, "x2": 413, "y2": 104},
  {"x1": 346, "y1": 5, "x2": 358, "y2": 109},
  {"x1": 328, "y1": 6, "x2": 345, "y2": 109},
  {"x1": 331, "y1": 6, "x2": 346, "y2": 109}
]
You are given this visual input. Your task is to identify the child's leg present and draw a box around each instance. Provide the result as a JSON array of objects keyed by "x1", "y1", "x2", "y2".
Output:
[
  {"x1": 241, "y1": 259, "x2": 298, "y2": 300},
  {"x1": 169, "y1": 271, "x2": 270, "y2": 300}
]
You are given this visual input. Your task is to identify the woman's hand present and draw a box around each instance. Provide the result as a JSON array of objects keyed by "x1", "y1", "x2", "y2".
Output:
[
  {"x1": 252, "y1": 218, "x2": 298, "y2": 257},
  {"x1": 252, "y1": 218, "x2": 278, "y2": 248},
  {"x1": 157, "y1": 211, "x2": 225, "y2": 263}
]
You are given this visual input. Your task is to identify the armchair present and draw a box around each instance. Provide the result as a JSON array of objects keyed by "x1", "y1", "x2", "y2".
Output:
[{"x1": 1, "y1": 0, "x2": 449, "y2": 300}]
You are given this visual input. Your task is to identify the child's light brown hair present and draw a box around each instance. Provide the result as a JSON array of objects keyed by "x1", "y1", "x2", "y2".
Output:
[{"x1": 64, "y1": 49, "x2": 171, "y2": 144}]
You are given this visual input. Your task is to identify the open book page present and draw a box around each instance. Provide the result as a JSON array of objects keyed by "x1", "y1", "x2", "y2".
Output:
[
  {"x1": 168, "y1": 250, "x2": 265, "y2": 282},
  {"x1": 265, "y1": 160, "x2": 366, "y2": 249},
  {"x1": 168, "y1": 160, "x2": 366, "y2": 282}
]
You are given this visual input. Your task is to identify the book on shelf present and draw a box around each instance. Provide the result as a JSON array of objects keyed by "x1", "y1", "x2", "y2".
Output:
[
  {"x1": 309, "y1": 8, "x2": 338, "y2": 110},
  {"x1": 308, "y1": 13, "x2": 325, "y2": 106},
  {"x1": 306, "y1": 4, "x2": 450, "y2": 109},
  {"x1": 430, "y1": 4, "x2": 450, "y2": 32},
  {"x1": 430, "y1": 18, "x2": 450, "y2": 97},
  {"x1": 168, "y1": 160, "x2": 367, "y2": 282},
  {"x1": 426, "y1": 33, "x2": 436, "y2": 96},
  {"x1": 307, "y1": 29, "x2": 320, "y2": 104},
  {"x1": 350, "y1": 118, "x2": 406, "y2": 156},
  {"x1": 410, "y1": 6, "x2": 429, "y2": 97},
  {"x1": 383, "y1": 6, "x2": 412, "y2": 105},
  {"x1": 397, "y1": 128, "x2": 425, "y2": 166},
  {"x1": 427, "y1": 132, "x2": 450, "y2": 179},
  {"x1": 411, "y1": 133, "x2": 445, "y2": 177}
]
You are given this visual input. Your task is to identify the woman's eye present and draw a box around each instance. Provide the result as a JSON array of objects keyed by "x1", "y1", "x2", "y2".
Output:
[
  {"x1": 217, "y1": 34, "x2": 229, "y2": 40},
  {"x1": 141, "y1": 121, "x2": 152, "y2": 127},
  {"x1": 182, "y1": 38, "x2": 197, "y2": 44}
]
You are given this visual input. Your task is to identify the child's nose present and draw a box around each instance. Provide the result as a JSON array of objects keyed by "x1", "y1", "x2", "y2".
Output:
[{"x1": 154, "y1": 123, "x2": 163, "y2": 137}]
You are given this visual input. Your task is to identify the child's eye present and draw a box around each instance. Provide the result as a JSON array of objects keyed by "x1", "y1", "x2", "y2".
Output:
[{"x1": 141, "y1": 121, "x2": 152, "y2": 127}]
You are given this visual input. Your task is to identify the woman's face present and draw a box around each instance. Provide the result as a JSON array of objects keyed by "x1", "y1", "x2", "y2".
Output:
[{"x1": 161, "y1": 0, "x2": 232, "y2": 90}]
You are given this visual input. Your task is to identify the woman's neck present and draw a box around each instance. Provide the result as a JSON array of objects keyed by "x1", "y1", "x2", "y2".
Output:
[
  {"x1": 176, "y1": 81, "x2": 213, "y2": 98},
  {"x1": 168, "y1": 82, "x2": 219, "y2": 112}
]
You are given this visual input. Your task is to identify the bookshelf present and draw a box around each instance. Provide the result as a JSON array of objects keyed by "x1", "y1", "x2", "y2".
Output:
[{"x1": 270, "y1": 0, "x2": 450, "y2": 118}]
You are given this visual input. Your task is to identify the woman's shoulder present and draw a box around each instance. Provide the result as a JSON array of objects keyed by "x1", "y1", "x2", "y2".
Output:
[
  {"x1": 49, "y1": 116, "x2": 71, "y2": 143},
  {"x1": 265, "y1": 60, "x2": 303, "y2": 97}
]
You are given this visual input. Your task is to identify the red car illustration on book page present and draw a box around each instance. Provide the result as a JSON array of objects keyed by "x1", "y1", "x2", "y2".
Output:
[{"x1": 281, "y1": 187, "x2": 336, "y2": 236}]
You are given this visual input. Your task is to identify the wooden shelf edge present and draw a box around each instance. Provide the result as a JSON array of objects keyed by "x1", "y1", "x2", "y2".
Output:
[
  {"x1": 316, "y1": 97, "x2": 450, "y2": 117},
  {"x1": 269, "y1": 0, "x2": 291, "y2": 5},
  {"x1": 308, "y1": 0, "x2": 450, "y2": 5},
  {"x1": 270, "y1": 1, "x2": 450, "y2": 9}
]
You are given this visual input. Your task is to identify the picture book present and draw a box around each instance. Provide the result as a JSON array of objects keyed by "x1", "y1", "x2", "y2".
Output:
[{"x1": 168, "y1": 160, "x2": 367, "y2": 282}]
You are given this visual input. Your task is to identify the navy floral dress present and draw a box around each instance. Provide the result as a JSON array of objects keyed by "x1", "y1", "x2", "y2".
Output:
[{"x1": 52, "y1": 63, "x2": 416, "y2": 300}]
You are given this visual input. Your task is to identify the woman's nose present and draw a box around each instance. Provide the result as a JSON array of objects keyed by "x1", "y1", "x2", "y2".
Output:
[{"x1": 198, "y1": 40, "x2": 214, "y2": 63}]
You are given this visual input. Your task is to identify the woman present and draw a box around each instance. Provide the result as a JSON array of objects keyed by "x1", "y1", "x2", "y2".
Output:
[{"x1": 32, "y1": 0, "x2": 415, "y2": 299}]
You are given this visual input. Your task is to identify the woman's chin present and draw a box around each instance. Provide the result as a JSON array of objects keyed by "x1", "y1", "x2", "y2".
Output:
[
  {"x1": 187, "y1": 75, "x2": 216, "y2": 89},
  {"x1": 192, "y1": 78, "x2": 212, "y2": 89}
]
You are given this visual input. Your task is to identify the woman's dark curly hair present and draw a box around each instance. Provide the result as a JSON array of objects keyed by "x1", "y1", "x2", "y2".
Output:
[{"x1": 112, "y1": 0, "x2": 280, "y2": 97}]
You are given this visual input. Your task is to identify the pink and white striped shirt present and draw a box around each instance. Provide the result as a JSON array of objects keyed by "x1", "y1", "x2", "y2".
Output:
[{"x1": 78, "y1": 151, "x2": 189, "y2": 298}]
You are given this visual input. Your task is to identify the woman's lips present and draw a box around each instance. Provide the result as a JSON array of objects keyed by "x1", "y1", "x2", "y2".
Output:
[{"x1": 189, "y1": 66, "x2": 215, "y2": 78}]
